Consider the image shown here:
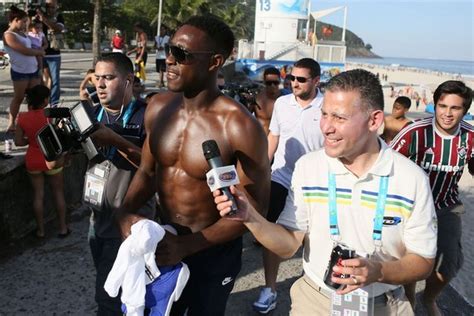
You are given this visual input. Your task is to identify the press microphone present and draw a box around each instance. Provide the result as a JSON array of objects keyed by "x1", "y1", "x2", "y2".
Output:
[
  {"x1": 202, "y1": 140, "x2": 239, "y2": 215},
  {"x1": 44, "y1": 107, "x2": 71, "y2": 118}
]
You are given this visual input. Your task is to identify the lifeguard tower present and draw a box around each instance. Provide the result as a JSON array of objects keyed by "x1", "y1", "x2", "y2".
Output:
[{"x1": 236, "y1": 0, "x2": 347, "y2": 81}]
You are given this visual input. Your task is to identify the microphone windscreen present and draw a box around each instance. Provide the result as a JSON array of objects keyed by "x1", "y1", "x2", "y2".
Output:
[
  {"x1": 44, "y1": 107, "x2": 71, "y2": 118},
  {"x1": 202, "y1": 140, "x2": 220, "y2": 160}
]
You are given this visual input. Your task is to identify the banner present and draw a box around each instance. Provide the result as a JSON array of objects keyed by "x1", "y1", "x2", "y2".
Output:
[{"x1": 256, "y1": 0, "x2": 309, "y2": 18}]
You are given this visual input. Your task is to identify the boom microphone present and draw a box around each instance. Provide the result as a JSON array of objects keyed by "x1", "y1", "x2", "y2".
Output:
[{"x1": 202, "y1": 140, "x2": 239, "y2": 215}]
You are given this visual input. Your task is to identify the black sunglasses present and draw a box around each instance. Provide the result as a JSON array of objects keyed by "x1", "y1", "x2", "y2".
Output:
[
  {"x1": 264, "y1": 80, "x2": 280, "y2": 86},
  {"x1": 165, "y1": 44, "x2": 214, "y2": 64},
  {"x1": 287, "y1": 74, "x2": 312, "y2": 83}
]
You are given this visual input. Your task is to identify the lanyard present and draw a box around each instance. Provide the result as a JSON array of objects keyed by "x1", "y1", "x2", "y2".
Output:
[
  {"x1": 97, "y1": 99, "x2": 136, "y2": 160},
  {"x1": 328, "y1": 173, "x2": 389, "y2": 247}
]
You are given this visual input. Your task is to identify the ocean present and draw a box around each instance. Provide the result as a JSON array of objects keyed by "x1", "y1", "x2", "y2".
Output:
[{"x1": 347, "y1": 57, "x2": 474, "y2": 77}]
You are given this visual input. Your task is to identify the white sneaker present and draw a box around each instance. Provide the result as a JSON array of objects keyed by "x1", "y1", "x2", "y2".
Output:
[{"x1": 253, "y1": 287, "x2": 277, "y2": 314}]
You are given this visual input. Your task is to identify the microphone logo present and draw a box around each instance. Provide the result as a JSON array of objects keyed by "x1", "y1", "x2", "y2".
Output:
[
  {"x1": 219, "y1": 171, "x2": 237, "y2": 182},
  {"x1": 207, "y1": 176, "x2": 215, "y2": 186}
]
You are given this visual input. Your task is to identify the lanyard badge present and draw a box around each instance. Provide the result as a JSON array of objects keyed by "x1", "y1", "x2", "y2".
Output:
[{"x1": 328, "y1": 172, "x2": 389, "y2": 316}]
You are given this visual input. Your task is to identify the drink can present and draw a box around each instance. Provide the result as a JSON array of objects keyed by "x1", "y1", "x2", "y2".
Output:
[{"x1": 4, "y1": 139, "x2": 12, "y2": 153}]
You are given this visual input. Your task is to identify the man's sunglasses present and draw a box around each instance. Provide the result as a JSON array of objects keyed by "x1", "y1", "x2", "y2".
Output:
[
  {"x1": 165, "y1": 44, "x2": 214, "y2": 64},
  {"x1": 287, "y1": 74, "x2": 312, "y2": 83},
  {"x1": 264, "y1": 80, "x2": 280, "y2": 86}
]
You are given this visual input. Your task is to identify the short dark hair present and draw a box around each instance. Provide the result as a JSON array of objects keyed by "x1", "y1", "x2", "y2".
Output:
[
  {"x1": 182, "y1": 15, "x2": 235, "y2": 60},
  {"x1": 325, "y1": 69, "x2": 384, "y2": 112},
  {"x1": 394, "y1": 96, "x2": 411, "y2": 109},
  {"x1": 433, "y1": 80, "x2": 472, "y2": 114},
  {"x1": 96, "y1": 53, "x2": 133, "y2": 77},
  {"x1": 263, "y1": 67, "x2": 280, "y2": 80},
  {"x1": 8, "y1": 5, "x2": 27, "y2": 22},
  {"x1": 25, "y1": 85, "x2": 50, "y2": 109},
  {"x1": 293, "y1": 58, "x2": 321, "y2": 78}
]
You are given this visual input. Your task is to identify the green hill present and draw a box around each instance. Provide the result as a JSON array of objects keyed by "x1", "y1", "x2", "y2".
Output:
[{"x1": 315, "y1": 22, "x2": 380, "y2": 58}]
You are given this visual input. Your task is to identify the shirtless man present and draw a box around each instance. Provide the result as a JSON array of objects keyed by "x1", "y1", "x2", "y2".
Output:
[
  {"x1": 117, "y1": 15, "x2": 270, "y2": 315},
  {"x1": 254, "y1": 67, "x2": 283, "y2": 135},
  {"x1": 381, "y1": 96, "x2": 411, "y2": 144}
]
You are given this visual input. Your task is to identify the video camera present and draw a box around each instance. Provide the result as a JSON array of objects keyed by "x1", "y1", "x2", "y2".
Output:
[
  {"x1": 28, "y1": 0, "x2": 46, "y2": 16},
  {"x1": 221, "y1": 82, "x2": 262, "y2": 114},
  {"x1": 36, "y1": 102, "x2": 101, "y2": 162}
]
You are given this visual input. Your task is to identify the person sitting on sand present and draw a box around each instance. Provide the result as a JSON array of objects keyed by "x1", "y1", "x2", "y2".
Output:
[{"x1": 381, "y1": 96, "x2": 411, "y2": 144}]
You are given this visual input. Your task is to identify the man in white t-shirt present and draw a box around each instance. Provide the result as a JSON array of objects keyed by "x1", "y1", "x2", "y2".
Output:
[
  {"x1": 253, "y1": 58, "x2": 324, "y2": 314},
  {"x1": 214, "y1": 69, "x2": 437, "y2": 315},
  {"x1": 154, "y1": 25, "x2": 169, "y2": 88}
]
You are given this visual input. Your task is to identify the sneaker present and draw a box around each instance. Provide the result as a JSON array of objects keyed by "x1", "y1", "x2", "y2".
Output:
[{"x1": 253, "y1": 287, "x2": 277, "y2": 314}]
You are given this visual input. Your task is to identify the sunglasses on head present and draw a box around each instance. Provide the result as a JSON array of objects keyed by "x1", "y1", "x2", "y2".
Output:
[
  {"x1": 264, "y1": 80, "x2": 280, "y2": 86},
  {"x1": 287, "y1": 74, "x2": 312, "y2": 83},
  {"x1": 165, "y1": 44, "x2": 214, "y2": 64}
]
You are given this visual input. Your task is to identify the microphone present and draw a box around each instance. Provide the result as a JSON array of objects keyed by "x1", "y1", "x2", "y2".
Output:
[
  {"x1": 202, "y1": 140, "x2": 239, "y2": 215},
  {"x1": 44, "y1": 107, "x2": 71, "y2": 118}
]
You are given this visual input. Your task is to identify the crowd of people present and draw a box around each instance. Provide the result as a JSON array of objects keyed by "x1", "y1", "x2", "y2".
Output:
[{"x1": 1, "y1": 6, "x2": 474, "y2": 316}]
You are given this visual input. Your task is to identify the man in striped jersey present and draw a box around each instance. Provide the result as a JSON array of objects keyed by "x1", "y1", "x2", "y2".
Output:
[
  {"x1": 215, "y1": 69, "x2": 438, "y2": 315},
  {"x1": 391, "y1": 80, "x2": 473, "y2": 315}
]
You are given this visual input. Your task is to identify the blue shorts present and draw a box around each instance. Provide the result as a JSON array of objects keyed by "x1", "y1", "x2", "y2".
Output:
[{"x1": 10, "y1": 68, "x2": 39, "y2": 81}]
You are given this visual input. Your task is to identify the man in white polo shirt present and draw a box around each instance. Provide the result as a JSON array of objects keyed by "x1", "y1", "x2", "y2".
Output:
[
  {"x1": 214, "y1": 69, "x2": 437, "y2": 315},
  {"x1": 253, "y1": 58, "x2": 324, "y2": 314}
]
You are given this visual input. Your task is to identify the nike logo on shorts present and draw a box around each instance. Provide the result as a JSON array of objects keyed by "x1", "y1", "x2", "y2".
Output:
[{"x1": 222, "y1": 277, "x2": 233, "y2": 286}]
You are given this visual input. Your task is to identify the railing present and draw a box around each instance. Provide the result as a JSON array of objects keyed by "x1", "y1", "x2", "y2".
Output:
[{"x1": 237, "y1": 39, "x2": 346, "y2": 64}]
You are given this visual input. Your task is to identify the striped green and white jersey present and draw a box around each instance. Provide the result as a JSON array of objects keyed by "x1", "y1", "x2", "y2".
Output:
[{"x1": 391, "y1": 117, "x2": 474, "y2": 210}]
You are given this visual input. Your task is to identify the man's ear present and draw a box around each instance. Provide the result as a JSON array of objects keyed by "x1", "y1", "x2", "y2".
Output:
[
  {"x1": 369, "y1": 109, "x2": 385, "y2": 132},
  {"x1": 208, "y1": 54, "x2": 225, "y2": 72}
]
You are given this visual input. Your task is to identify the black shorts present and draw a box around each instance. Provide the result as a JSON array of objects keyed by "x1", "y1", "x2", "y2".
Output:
[
  {"x1": 136, "y1": 51, "x2": 148, "y2": 65},
  {"x1": 170, "y1": 237, "x2": 242, "y2": 316},
  {"x1": 266, "y1": 181, "x2": 289, "y2": 223},
  {"x1": 156, "y1": 59, "x2": 166, "y2": 72},
  {"x1": 435, "y1": 205, "x2": 464, "y2": 279}
]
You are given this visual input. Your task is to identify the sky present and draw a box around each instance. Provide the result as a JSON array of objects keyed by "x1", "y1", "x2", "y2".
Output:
[{"x1": 310, "y1": 0, "x2": 473, "y2": 61}]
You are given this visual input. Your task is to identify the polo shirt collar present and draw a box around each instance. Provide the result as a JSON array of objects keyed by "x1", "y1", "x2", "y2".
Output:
[
  {"x1": 326, "y1": 139, "x2": 393, "y2": 177},
  {"x1": 290, "y1": 89, "x2": 323, "y2": 109}
]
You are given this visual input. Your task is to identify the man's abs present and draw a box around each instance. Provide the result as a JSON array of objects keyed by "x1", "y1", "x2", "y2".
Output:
[{"x1": 156, "y1": 170, "x2": 222, "y2": 233}]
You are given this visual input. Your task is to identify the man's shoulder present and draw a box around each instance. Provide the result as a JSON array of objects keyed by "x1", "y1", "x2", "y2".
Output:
[
  {"x1": 392, "y1": 117, "x2": 432, "y2": 141},
  {"x1": 460, "y1": 120, "x2": 474, "y2": 132},
  {"x1": 276, "y1": 93, "x2": 293, "y2": 103},
  {"x1": 296, "y1": 149, "x2": 327, "y2": 167},
  {"x1": 273, "y1": 93, "x2": 294, "y2": 109},
  {"x1": 390, "y1": 148, "x2": 427, "y2": 178}
]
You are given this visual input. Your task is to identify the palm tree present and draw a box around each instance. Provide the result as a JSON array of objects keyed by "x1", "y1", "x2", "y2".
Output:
[{"x1": 92, "y1": 0, "x2": 102, "y2": 65}]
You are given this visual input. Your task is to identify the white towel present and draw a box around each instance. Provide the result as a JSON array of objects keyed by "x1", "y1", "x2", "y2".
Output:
[{"x1": 104, "y1": 219, "x2": 165, "y2": 316}]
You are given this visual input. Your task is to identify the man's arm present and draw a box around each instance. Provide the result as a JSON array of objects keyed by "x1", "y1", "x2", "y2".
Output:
[
  {"x1": 90, "y1": 124, "x2": 142, "y2": 168},
  {"x1": 332, "y1": 253, "x2": 434, "y2": 295},
  {"x1": 37, "y1": 11, "x2": 64, "y2": 33},
  {"x1": 79, "y1": 74, "x2": 93, "y2": 100},
  {"x1": 214, "y1": 185, "x2": 304, "y2": 258},
  {"x1": 390, "y1": 124, "x2": 413, "y2": 156},
  {"x1": 115, "y1": 94, "x2": 171, "y2": 237},
  {"x1": 267, "y1": 133, "x2": 279, "y2": 161}
]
